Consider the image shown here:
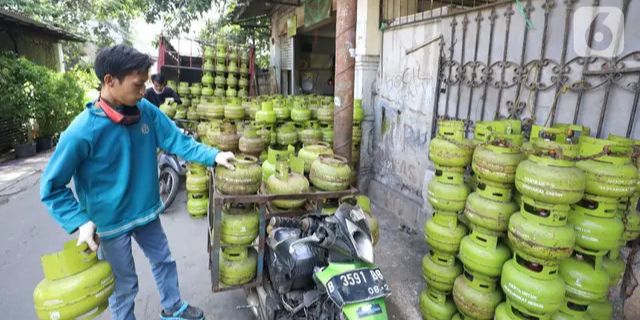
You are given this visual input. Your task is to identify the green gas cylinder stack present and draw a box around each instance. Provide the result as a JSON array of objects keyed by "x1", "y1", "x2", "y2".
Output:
[
  {"x1": 421, "y1": 119, "x2": 473, "y2": 320},
  {"x1": 559, "y1": 135, "x2": 638, "y2": 320},
  {"x1": 453, "y1": 120, "x2": 523, "y2": 320},
  {"x1": 498, "y1": 125, "x2": 585, "y2": 320}
]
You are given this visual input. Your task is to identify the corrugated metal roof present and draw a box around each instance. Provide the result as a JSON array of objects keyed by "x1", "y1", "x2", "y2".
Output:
[
  {"x1": 232, "y1": 0, "x2": 300, "y2": 22},
  {"x1": 0, "y1": 8, "x2": 84, "y2": 42}
]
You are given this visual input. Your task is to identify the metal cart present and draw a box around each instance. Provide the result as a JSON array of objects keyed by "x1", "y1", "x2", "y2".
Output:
[{"x1": 206, "y1": 169, "x2": 358, "y2": 292}]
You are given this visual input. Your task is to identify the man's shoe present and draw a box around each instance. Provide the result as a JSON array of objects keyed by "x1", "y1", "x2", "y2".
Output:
[{"x1": 160, "y1": 301, "x2": 205, "y2": 320}]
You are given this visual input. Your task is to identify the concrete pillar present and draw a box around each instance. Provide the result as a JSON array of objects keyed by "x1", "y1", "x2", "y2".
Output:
[
  {"x1": 56, "y1": 42, "x2": 65, "y2": 72},
  {"x1": 353, "y1": 0, "x2": 381, "y2": 192},
  {"x1": 333, "y1": 0, "x2": 357, "y2": 162}
]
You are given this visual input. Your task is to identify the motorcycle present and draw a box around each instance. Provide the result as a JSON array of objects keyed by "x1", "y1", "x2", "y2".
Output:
[
  {"x1": 157, "y1": 123, "x2": 192, "y2": 209},
  {"x1": 246, "y1": 203, "x2": 391, "y2": 320}
]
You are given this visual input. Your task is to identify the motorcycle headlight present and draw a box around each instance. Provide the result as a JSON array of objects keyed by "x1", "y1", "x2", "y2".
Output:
[{"x1": 346, "y1": 219, "x2": 374, "y2": 264}]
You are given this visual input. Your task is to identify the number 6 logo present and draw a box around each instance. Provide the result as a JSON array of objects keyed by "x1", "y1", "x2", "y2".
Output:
[{"x1": 573, "y1": 6, "x2": 624, "y2": 58}]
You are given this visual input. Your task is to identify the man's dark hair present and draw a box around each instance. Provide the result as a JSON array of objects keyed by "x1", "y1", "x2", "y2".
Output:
[
  {"x1": 151, "y1": 74, "x2": 166, "y2": 85},
  {"x1": 94, "y1": 44, "x2": 154, "y2": 84}
]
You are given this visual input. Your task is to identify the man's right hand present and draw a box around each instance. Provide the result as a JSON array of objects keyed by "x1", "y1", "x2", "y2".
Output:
[
  {"x1": 77, "y1": 221, "x2": 99, "y2": 251},
  {"x1": 215, "y1": 151, "x2": 236, "y2": 170}
]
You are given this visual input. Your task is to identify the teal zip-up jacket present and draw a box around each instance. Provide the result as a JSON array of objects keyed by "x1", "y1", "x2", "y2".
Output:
[{"x1": 40, "y1": 98, "x2": 218, "y2": 239}]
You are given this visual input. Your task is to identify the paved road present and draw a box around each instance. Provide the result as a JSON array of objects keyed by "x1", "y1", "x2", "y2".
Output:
[
  {"x1": 0, "y1": 152, "x2": 253, "y2": 320},
  {"x1": 0, "y1": 152, "x2": 417, "y2": 320}
]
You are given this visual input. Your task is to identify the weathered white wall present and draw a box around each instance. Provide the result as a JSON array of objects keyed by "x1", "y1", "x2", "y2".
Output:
[
  {"x1": 367, "y1": 0, "x2": 640, "y2": 230},
  {"x1": 369, "y1": 19, "x2": 442, "y2": 227}
]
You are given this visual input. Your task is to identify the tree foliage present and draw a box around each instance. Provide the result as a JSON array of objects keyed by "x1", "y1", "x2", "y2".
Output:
[{"x1": 0, "y1": 0, "x2": 222, "y2": 66}]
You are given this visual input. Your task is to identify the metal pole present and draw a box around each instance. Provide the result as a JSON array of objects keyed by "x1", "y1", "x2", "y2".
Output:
[{"x1": 333, "y1": 0, "x2": 357, "y2": 162}]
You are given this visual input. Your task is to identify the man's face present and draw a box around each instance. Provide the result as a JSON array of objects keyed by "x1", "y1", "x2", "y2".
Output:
[
  {"x1": 153, "y1": 80, "x2": 165, "y2": 93},
  {"x1": 105, "y1": 71, "x2": 148, "y2": 106}
]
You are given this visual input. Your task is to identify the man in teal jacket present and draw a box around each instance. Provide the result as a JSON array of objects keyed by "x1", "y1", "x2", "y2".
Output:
[{"x1": 40, "y1": 45, "x2": 234, "y2": 320}]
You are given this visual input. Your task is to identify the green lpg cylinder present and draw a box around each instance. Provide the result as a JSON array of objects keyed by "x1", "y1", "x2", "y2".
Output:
[
  {"x1": 187, "y1": 193, "x2": 208, "y2": 217},
  {"x1": 226, "y1": 87, "x2": 237, "y2": 98},
  {"x1": 298, "y1": 142, "x2": 334, "y2": 173},
  {"x1": 291, "y1": 101, "x2": 311, "y2": 122},
  {"x1": 459, "y1": 230, "x2": 511, "y2": 278},
  {"x1": 177, "y1": 82, "x2": 190, "y2": 96},
  {"x1": 239, "y1": 76, "x2": 249, "y2": 88},
  {"x1": 419, "y1": 288, "x2": 457, "y2": 320},
  {"x1": 501, "y1": 255, "x2": 566, "y2": 318},
  {"x1": 551, "y1": 298, "x2": 592, "y2": 320},
  {"x1": 274, "y1": 102, "x2": 290, "y2": 121},
  {"x1": 219, "y1": 247, "x2": 257, "y2": 286},
  {"x1": 217, "y1": 122, "x2": 239, "y2": 152},
  {"x1": 215, "y1": 74, "x2": 226, "y2": 87},
  {"x1": 430, "y1": 120, "x2": 475, "y2": 166},
  {"x1": 559, "y1": 249, "x2": 610, "y2": 303},
  {"x1": 515, "y1": 147, "x2": 585, "y2": 204},
  {"x1": 159, "y1": 99, "x2": 177, "y2": 118},
  {"x1": 33, "y1": 240, "x2": 115, "y2": 320},
  {"x1": 276, "y1": 123, "x2": 298, "y2": 146},
  {"x1": 425, "y1": 213, "x2": 468, "y2": 255},
  {"x1": 427, "y1": 166, "x2": 470, "y2": 213},
  {"x1": 197, "y1": 120, "x2": 210, "y2": 137},
  {"x1": 473, "y1": 120, "x2": 522, "y2": 143},
  {"x1": 452, "y1": 271, "x2": 503, "y2": 320},
  {"x1": 472, "y1": 140, "x2": 524, "y2": 184},
  {"x1": 215, "y1": 155, "x2": 262, "y2": 195},
  {"x1": 299, "y1": 121, "x2": 323, "y2": 145},
  {"x1": 493, "y1": 301, "x2": 515, "y2": 320},
  {"x1": 353, "y1": 99, "x2": 364, "y2": 124},
  {"x1": 576, "y1": 136, "x2": 637, "y2": 198},
  {"x1": 475, "y1": 176, "x2": 513, "y2": 202},
  {"x1": 210, "y1": 97, "x2": 225, "y2": 119},
  {"x1": 602, "y1": 250, "x2": 625, "y2": 287},
  {"x1": 464, "y1": 190, "x2": 518, "y2": 234},
  {"x1": 321, "y1": 123, "x2": 334, "y2": 144},
  {"x1": 316, "y1": 102, "x2": 334, "y2": 123},
  {"x1": 569, "y1": 195, "x2": 623, "y2": 252},
  {"x1": 206, "y1": 121, "x2": 223, "y2": 148},
  {"x1": 262, "y1": 145, "x2": 296, "y2": 181},
  {"x1": 221, "y1": 203, "x2": 259, "y2": 245},
  {"x1": 227, "y1": 74, "x2": 238, "y2": 87},
  {"x1": 309, "y1": 155, "x2": 352, "y2": 191},
  {"x1": 353, "y1": 125, "x2": 362, "y2": 145},
  {"x1": 224, "y1": 98, "x2": 245, "y2": 120},
  {"x1": 190, "y1": 83, "x2": 202, "y2": 96},
  {"x1": 186, "y1": 106, "x2": 199, "y2": 120},
  {"x1": 508, "y1": 196, "x2": 575, "y2": 264},
  {"x1": 422, "y1": 251, "x2": 463, "y2": 293},
  {"x1": 256, "y1": 101, "x2": 276, "y2": 124},
  {"x1": 201, "y1": 86, "x2": 214, "y2": 98},
  {"x1": 174, "y1": 106, "x2": 186, "y2": 120},
  {"x1": 587, "y1": 300, "x2": 613, "y2": 320},
  {"x1": 266, "y1": 160, "x2": 309, "y2": 209},
  {"x1": 239, "y1": 126, "x2": 266, "y2": 157},
  {"x1": 204, "y1": 46, "x2": 214, "y2": 60},
  {"x1": 186, "y1": 165, "x2": 209, "y2": 193},
  {"x1": 429, "y1": 135, "x2": 475, "y2": 168}
]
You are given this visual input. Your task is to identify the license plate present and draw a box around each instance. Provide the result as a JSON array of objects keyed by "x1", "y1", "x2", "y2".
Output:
[{"x1": 325, "y1": 268, "x2": 391, "y2": 307}]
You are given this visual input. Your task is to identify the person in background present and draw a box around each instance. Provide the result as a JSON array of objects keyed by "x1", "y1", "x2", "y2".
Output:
[
  {"x1": 40, "y1": 44, "x2": 235, "y2": 320},
  {"x1": 144, "y1": 73, "x2": 182, "y2": 107}
]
